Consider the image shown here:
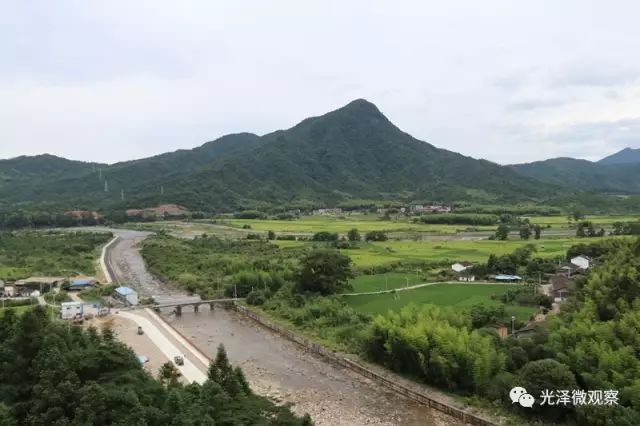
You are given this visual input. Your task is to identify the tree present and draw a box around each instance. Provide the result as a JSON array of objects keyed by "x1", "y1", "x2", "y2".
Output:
[
  {"x1": 495, "y1": 224, "x2": 510, "y2": 240},
  {"x1": 519, "y1": 225, "x2": 531, "y2": 240},
  {"x1": 312, "y1": 231, "x2": 338, "y2": 241},
  {"x1": 517, "y1": 359, "x2": 577, "y2": 421},
  {"x1": 267, "y1": 230, "x2": 276, "y2": 240},
  {"x1": 158, "y1": 362, "x2": 181, "y2": 388},
  {"x1": 295, "y1": 249, "x2": 353, "y2": 295},
  {"x1": 571, "y1": 206, "x2": 585, "y2": 222},
  {"x1": 364, "y1": 231, "x2": 388, "y2": 241},
  {"x1": 347, "y1": 228, "x2": 361, "y2": 242},
  {"x1": 533, "y1": 224, "x2": 542, "y2": 240}
]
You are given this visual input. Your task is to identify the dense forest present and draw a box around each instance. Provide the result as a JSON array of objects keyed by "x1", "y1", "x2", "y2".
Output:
[{"x1": 0, "y1": 307, "x2": 311, "y2": 425}]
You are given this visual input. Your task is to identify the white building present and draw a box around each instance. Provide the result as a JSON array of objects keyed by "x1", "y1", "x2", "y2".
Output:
[
  {"x1": 458, "y1": 275, "x2": 476, "y2": 282},
  {"x1": 570, "y1": 256, "x2": 591, "y2": 270},
  {"x1": 2, "y1": 285, "x2": 15, "y2": 297},
  {"x1": 61, "y1": 301, "x2": 84, "y2": 320},
  {"x1": 60, "y1": 301, "x2": 104, "y2": 319},
  {"x1": 451, "y1": 262, "x2": 473, "y2": 273},
  {"x1": 115, "y1": 286, "x2": 139, "y2": 306}
]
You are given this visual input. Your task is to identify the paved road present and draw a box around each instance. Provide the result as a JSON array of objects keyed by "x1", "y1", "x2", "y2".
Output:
[{"x1": 117, "y1": 309, "x2": 208, "y2": 383}]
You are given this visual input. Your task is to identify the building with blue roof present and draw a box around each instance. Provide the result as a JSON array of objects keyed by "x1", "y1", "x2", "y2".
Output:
[
  {"x1": 68, "y1": 278, "x2": 97, "y2": 291},
  {"x1": 114, "y1": 286, "x2": 139, "y2": 306},
  {"x1": 495, "y1": 274, "x2": 522, "y2": 282}
]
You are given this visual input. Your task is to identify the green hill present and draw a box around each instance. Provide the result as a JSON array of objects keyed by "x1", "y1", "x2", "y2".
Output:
[
  {"x1": 598, "y1": 147, "x2": 640, "y2": 165},
  {"x1": 1, "y1": 100, "x2": 560, "y2": 211},
  {"x1": 511, "y1": 157, "x2": 640, "y2": 194}
]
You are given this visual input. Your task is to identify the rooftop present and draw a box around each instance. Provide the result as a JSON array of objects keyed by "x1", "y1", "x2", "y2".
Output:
[{"x1": 115, "y1": 286, "x2": 136, "y2": 296}]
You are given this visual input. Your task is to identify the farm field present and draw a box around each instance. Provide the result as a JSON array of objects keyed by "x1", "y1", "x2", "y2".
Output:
[
  {"x1": 345, "y1": 283, "x2": 535, "y2": 321},
  {"x1": 274, "y1": 236, "x2": 625, "y2": 267},
  {"x1": 342, "y1": 237, "x2": 584, "y2": 267},
  {"x1": 349, "y1": 272, "x2": 423, "y2": 293},
  {"x1": 527, "y1": 214, "x2": 640, "y2": 228},
  {"x1": 220, "y1": 216, "x2": 494, "y2": 234}
]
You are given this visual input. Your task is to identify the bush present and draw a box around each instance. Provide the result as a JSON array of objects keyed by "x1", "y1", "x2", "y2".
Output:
[
  {"x1": 312, "y1": 232, "x2": 338, "y2": 241},
  {"x1": 364, "y1": 231, "x2": 387, "y2": 241},
  {"x1": 246, "y1": 290, "x2": 268, "y2": 306}
]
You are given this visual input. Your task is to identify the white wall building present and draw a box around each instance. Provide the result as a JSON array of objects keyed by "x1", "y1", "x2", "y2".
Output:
[
  {"x1": 451, "y1": 262, "x2": 473, "y2": 273},
  {"x1": 570, "y1": 256, "x2": 591, "y2": 270},
  {"x1": 61, "y1": 301, "x2": 84, "y2": 320}
]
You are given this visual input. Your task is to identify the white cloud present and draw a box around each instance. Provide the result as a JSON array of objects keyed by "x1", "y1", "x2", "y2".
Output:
[{"x1": 1, "y1": 0, "x2": 640, "y2": 164}]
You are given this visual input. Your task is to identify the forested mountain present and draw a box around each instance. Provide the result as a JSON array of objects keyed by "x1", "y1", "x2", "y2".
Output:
[
  {"x1": 511, "y1": 157, "x2": 640, "y2": 194},
  {"x1": 598, "y1": 147, "x2": 640, "y2": 165},
  {"x1": 0, "y1": 100, "x2": 561, "y2": 211},
  {"x1": 160, "y1": 99, "x2": 556, "y2": 209},
  {"x1": 0, "y1": 154, "x2": 101, "y2": 193}
]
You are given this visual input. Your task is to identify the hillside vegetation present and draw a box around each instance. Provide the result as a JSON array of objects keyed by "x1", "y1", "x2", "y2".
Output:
[{"x1": 0, "y1": 100, "x2": 560, "y2": 211}]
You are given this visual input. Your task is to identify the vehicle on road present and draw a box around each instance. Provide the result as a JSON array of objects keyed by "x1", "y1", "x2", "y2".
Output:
[
  {"x1": 174, "y1": 355, "x2": 184, "y2": 366},
  {"x1": 137, "y1": 326, "x2": 144, "y2": 335}
]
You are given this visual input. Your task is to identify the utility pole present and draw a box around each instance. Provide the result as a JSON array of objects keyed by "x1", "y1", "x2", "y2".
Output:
[
  {"x1": 121, "y1": 189, "x2": 125, "y2": 201},
  {"x1": 98, "y1": 168, "x2": 102, "y2": 180},
  {"x1": 511, "y1": 315, "x2": 516, "y2": 335},
  {"x1": 104, "y1": 180, "x2": 108, "y2": 192}
]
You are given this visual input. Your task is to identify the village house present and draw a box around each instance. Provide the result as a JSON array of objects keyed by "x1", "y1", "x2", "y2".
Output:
[
  {"x1": 68, "y1": 277, "x2": 98, "y2": 291},
  {"x1": 60, "y1": 301, "x2": 105, "y2": 320},
  {"x1": 551, "y1": 274, "x2": 571, "y2": 302},
  {"x1": 14, "y1": 277, "x2": 66, "y2": 295},
  {"x1": 114, "y1": 286, "x2": 138, "y2": 306},
  {"x1": 411, "y1": 204, "x2": 452, "y2": 214},
  {"x1": 312, "y1": 208, "x2": 343, "y2": 216},
  {"x1": 570, "y1": 255, "x2": 592, "y2": 271},
  {"x1": 451, "y1": 261, "x2": 474, "y2": 273}
]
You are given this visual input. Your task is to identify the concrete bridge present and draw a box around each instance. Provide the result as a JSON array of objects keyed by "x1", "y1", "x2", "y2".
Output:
[{"x1": 152, "y1": 298, "x2": 241, "y2": 316}]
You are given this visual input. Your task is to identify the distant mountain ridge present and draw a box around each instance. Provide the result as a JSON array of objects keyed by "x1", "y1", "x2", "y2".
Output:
[
  {"x1": 598, "y1": 147, "x2": 640, "y2": 165},
  {"x1": 511, "y1": 155, "x2": 640, "y2": 194},
  {"x1": 0, "y1": 99, "x2": 585, "y2": 211}
]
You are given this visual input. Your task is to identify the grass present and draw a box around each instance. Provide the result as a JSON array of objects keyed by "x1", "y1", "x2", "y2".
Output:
[
  {"x1": 345, "y1": 283, "x2": 535, "y2": 321},
  {"x1": 527, "y1": 214, "x2": 640, "y2": 228},
  {"x1": 273, "y1": 235, "x2": 619, "y2": 267},
  {"x1": 342, "y1": 238, "x2": 580, "y2": 267},
  {"x1": 349, "y1": 273, "x2": 423, "y2": 293},
  {"x1": 221, "y1": 215, "x2": 493, "y2": 234}
]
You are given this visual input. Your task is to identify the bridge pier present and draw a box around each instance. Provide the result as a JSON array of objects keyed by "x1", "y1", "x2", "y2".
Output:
[
  {"x1": 209, "y1": 302, "x2": 215, "y2": 311},
  {"x1": 175, "y1": 305, "x2": 182, "y2": 316},
  {"x1": 193, "y1": 304, "x2": 199, "y2": 313}
]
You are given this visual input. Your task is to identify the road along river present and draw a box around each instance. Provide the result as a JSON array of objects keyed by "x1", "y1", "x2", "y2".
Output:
[{"x1": 105, "y1": 230, "x2": 467, "y2": 426}]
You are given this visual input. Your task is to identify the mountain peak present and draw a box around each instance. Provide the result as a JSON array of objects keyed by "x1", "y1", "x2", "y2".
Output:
[
  {"x1": 337, "y1": 98, "x2": 383, "y2": 116},
  {"x1": 598, "y1": 147, "x2": 640, "y2": 165}
]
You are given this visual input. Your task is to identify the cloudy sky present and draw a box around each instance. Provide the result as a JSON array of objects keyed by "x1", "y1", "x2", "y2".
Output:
[{"x1": 2, "y1": 1, "x2": 639, "y2": 164}]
